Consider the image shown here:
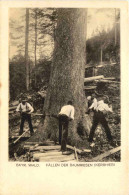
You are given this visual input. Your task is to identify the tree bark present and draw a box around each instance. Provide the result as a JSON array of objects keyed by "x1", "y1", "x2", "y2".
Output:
[
  {"x1": 25, "y1": 8, "x2": 30, "y2": 91},
  {"x1": 30, "y1": 9, "x2": 91, "y2": 147}
]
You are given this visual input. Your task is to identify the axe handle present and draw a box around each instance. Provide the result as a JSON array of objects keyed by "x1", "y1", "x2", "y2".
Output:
[{"x1": 13, "y1": 130, "x2": 29, "y2": 144}]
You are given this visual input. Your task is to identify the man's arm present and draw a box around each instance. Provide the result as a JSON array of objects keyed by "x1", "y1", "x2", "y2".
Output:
[
  {"x1": 104, "y1": 104, "x2": 113, "y2": 113},
  {"x1": 89, "y1": 102, "x2": 96, "y2": 110},
  {"x1": 16, "y1": 104, "x2": 21, "y2": 112},
  {"x1": 69, "y1": 107, "x2": 75, "y2": 120},
  {"x1": 27, "y1": 103, "x2": 34, "y2": 113},
  {"x1": 86, "y1": 99, "x2": 98, "y2": 114}
]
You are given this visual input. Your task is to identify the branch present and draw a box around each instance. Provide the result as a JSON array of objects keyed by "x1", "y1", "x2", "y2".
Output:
[{"x1": 91, "y1": 146, "x2": 121, "y2": 161}]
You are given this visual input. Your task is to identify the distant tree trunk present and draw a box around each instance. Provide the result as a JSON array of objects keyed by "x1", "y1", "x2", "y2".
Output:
[
  {"x1": 100, "y1": 46, "x2": 103, "y2": 64},
  {"x1": 29, "y1": 8, "x2": 91, "y2": 147},
  {"x1": 34, "y1": 9, "x2": 37, "y2": 86},
  {"x1": 25, "y1": 8, "x2": 30, "y2": 91},
  {"x1": 114, "y1": 8, "x2": 117, "y2": 45},
  {"x1": 85, "y1": 9, "x2": 88, "y2": 65}
]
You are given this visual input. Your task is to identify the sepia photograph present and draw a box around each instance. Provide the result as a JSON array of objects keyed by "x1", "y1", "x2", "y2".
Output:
[{"x1": 9, "y1": 8, "x2": 121, "y2": 162}]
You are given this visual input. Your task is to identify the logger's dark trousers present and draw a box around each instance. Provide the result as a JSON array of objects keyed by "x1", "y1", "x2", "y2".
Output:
[
  {"x1": 20, "y1": 113, "x2": 34, "y2": 135},
  {"x1": 59, "y1": 115, "x2": 69, "y2": 151},
  {"x1": 88, "y1": 111, "x2": 113, "y2": 142}
]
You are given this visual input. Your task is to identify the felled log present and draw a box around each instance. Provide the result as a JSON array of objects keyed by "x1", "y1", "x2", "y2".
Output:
[
  {"x1": 24, "y1": 142, "x2": 45, "y2": 145},
  {"x1": 84, "y1": 86, "x2": 96, "y2": 90},
  {"x1": 91, "y1": 146, "x2": 121, "y2": 161},
  {"x1": 24, "y1": 140, "x2": 55, "y2": 146},
  {"x1": 9, "y1": 106, "x2": 17, "y2": 111},
  {"x1": 11, "y1": 136, "x2": 30, "y2": 139},
  {"x1": 97, "y1": 80, "x2": 120, "y2": 83},
  {"x1": 84, "y1": 75, "x2": 104, "y2": 83},
  {"x1": 9, "y1": 111, "x2": 14, "y2": 114},
  {"x1": 39, "y1": 154, "x2": 75, "y2": 162},
  {"x1": 33, "y1": 151, "x2": 62, "y2": 160},
  {"x1": 10, "y1": 100, "x2": 19, "y2": 106},
  {"x1": 67, "y1": 145, "x2": 91, "y2": 154},
  {"x1": 26, "y1": 145, "x2": 61, "y2": 151},
  {"x1": 32, "y1": 113, "x2": 44, "y2": 116},
  {"x1": 104, "y1": 77, "x2": 116, "y2": 80}
]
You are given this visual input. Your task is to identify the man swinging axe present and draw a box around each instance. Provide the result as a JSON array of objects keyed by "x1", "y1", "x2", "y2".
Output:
[
  {"x1": 88, "y1": 97, "x2": 117, "y2": 147},
  {"x1": 58, "y1": 101, "x2": 75, "y2": 154}
]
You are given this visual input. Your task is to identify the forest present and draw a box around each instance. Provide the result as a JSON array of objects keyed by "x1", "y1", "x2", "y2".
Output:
[{"x1": 9, "y1": 8, "x2": 120, "y2": 162}]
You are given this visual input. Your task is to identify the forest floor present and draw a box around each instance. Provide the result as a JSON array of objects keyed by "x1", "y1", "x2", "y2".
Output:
[{"x1": 9, "y1": 80, "x2": 120, "y2": 162}]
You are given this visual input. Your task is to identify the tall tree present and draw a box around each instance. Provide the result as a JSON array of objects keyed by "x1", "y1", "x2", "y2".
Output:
[
  {"x1": 29, "y1": 9, "x2": 91, "y2": 147},
  {"x1": 34, "y1": 9, "x2": 37, "y2": 67},
  {"x1": 34, "y1": 9, "x2": 37, "y2": 86},
  {"x1": 9, "y1": 17, "x2": 25, "y2": 57},
  {"x1": 25, "y1": 8, "x2": 30, "y2": 90},
  {"x1": 114, "y1": 8, "x2": 117, "y2": 45}
]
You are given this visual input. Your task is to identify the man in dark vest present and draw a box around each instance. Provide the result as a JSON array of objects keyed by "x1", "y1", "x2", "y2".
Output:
[{"x1": 16, "y1": 97, "x2": 34, "y2": 136}]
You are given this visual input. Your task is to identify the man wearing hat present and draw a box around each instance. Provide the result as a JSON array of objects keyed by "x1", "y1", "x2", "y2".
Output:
[{"x1": 16, "y1": 97, "x2": 34, "y2": 136}]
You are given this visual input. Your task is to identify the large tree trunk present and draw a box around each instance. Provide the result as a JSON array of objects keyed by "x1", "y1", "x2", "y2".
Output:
[{"x1": 30, "y1": 9, "x2": 91, "y2": 147}]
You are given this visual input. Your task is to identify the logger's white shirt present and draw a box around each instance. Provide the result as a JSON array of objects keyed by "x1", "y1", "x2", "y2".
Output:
[
  {"x1": 16, "y1": 102, "x2": 34, "y2": 113},
  {"x1": 96, "y1": 100, "x2": 113, "y2": 112},
  {"x1": 59, "y1": 105, "x2": 75, "y2": 120},
  {"x1": 89, "y1": 98, "x2": 98, "y2": 110}
]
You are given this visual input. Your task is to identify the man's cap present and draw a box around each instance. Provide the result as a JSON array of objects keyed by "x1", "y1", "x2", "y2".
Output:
[
  {"x1": 22, "y1": 99, "x2": 27, "y2": 102},
  {"x1": 21, "y1": 96, "x2": 27, "y2": 102}
]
